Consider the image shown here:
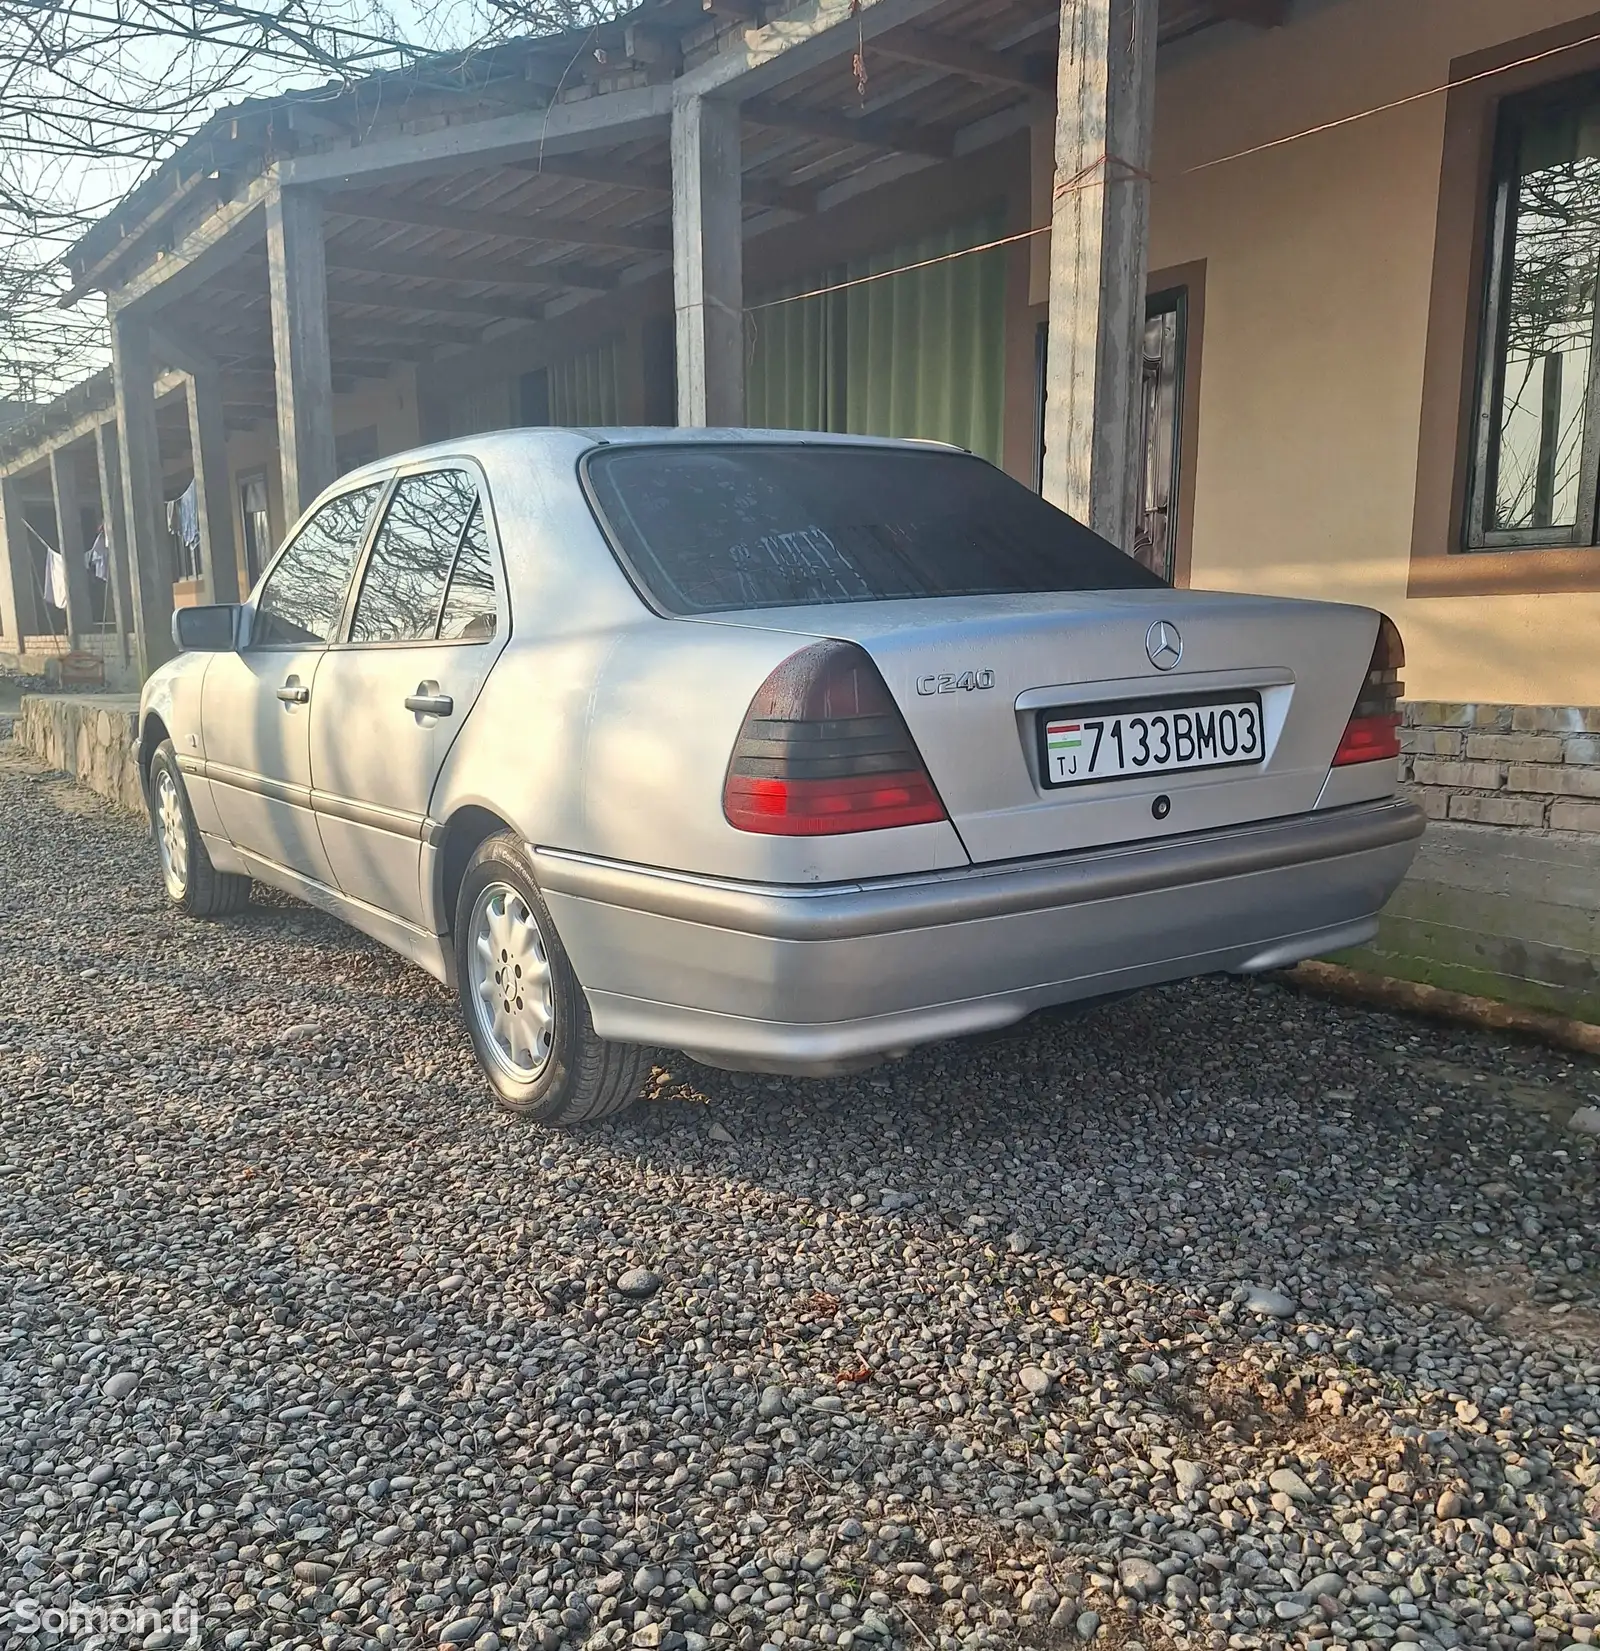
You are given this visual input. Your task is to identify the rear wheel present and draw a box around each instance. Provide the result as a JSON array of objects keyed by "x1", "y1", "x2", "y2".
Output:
[
  {"x1": 149, "y1": 741, "x2": 252, "y2": 917},
  {"x1": 454, "y1": 832, "x2": 651, "y2": 1125}
]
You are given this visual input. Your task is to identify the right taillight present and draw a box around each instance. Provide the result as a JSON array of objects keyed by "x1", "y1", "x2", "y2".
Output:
[
  {"x1": 1333, "y1": 614, "x2": 1404, "y2": 767},
  {"x1": 723, "y1": 640, "x2": 948, "y2": 835}
]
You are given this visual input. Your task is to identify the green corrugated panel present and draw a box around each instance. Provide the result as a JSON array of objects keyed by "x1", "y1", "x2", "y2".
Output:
[
  {"x1": 747, "y1": 210, "x2": 1007, "y2": 463},
  {"x1": 550, "y1": 335, "x2": 622, "y2": 424},
  {"x1": 747, "y1": 270, "x2": 839, "y2": 431}
]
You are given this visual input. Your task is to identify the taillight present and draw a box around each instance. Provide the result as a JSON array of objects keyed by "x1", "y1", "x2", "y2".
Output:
[
  {"x1": 723, "y1": 640, "x2": 947, "y2": 835},
  {"x1": 1333, "y1": 614, "x2": 1404, "y2": 767}
]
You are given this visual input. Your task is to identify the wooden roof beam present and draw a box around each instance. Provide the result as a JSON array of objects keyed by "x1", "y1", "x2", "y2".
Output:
[
  {"x1": 872, "y1": 26, "x2": 1052, "y2": 90},
  {"x1": 510, "y1": 153, "x2": 816, "y2": 214},
  {"x1": 1211, "y1": 0, "x2": 1287, "y2": 24},
  {"x1": 324, "y1": 192, "x2": 671, "y2": 254},
  {"x1": 181, "y1": 298, "x2": 483, "y2": 350},
  {"x1": 327, "y1": 282, "x2": 545, "y2": 322},
  {"x1": 333, "y1": 319, "x2": 485, "y2": 349},
  {"x1": 212, "y1": 358, "x2": 360, "y2": 393},
  {"x1": 325, "y1": 244, "x2": 617, "y2": 293},
  {"x1": 741, "y1": 97, "x2": 954, "y2": 159}
]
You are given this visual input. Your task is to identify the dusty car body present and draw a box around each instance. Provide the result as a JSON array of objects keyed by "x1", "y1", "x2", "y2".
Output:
[{"x1": 139, "y1": 429, "x2": 1423, "y2": 1123}]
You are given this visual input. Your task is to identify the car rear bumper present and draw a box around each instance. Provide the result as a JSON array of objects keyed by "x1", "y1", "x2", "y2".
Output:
[{"x1": 534, "y1": 798, "x2": 1424, "y2": 1074}]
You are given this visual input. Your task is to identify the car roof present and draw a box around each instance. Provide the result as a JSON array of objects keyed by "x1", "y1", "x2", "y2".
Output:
[{"x1": 332, "y1": 426, "x2": 965, "y2": 493}]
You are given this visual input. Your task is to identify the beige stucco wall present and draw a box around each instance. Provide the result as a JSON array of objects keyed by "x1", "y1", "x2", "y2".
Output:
[{"x1": 1150, "y1": 0, "x2": 1600, "y2": 706}]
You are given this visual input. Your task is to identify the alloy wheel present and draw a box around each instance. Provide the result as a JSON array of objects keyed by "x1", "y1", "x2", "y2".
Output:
[
  {"x1": 468, "y1": 882, "x2": 556, "y2": 1082},
  {"x1": 155, "y1": 768, "x2": 188, "y2": 900}
]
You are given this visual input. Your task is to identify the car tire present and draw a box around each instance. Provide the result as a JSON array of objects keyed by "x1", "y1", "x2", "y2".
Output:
[
  {"x1": 148, "y1": 740, "x2": 252, "y2": 918},
  {"x1": 454, "y1": 832, "x2": 652, "y2": 1125}
]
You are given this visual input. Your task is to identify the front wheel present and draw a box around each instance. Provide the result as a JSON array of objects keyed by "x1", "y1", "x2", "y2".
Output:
[
  {"x1": 149, "y1": 741, "x2": 252, "y2": 918},
  {"x1": 454, "y1": 833, "x2": 651, "y2": 1125}
]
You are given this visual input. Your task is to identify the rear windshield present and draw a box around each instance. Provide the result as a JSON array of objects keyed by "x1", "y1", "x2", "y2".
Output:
[{"x1": 583, "y1": 443, "x2": 1164, "y2": 614}]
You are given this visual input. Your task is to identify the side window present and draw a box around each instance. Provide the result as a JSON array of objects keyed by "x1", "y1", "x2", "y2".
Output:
[
  {"x1": 349, "y1": 469, "x2": 478, "y2": 643},
  {"x1": 438, "y1": 502, "x2": 499, "y2": 641},
  {"x1": 253, "y1": 484, "x2": 384, "y2": 647}
]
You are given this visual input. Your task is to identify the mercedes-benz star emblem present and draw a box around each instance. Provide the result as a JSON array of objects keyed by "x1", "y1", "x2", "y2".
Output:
[{"x1": 1146, "y1": 620, "x2": 1183, "y2": 671}]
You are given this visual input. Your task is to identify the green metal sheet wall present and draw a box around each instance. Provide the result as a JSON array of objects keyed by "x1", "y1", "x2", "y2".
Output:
[{"x1": 747, "y1": 210, "x2": 1008, "y2": 464}]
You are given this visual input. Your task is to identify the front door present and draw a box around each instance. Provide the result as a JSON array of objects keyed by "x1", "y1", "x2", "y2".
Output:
[
  {"x1": 309, "y1": 466, "x2": 506, "y2": 930},
  {"x1": 202, "y1": 481, "x2": 386, "y2": 884}
]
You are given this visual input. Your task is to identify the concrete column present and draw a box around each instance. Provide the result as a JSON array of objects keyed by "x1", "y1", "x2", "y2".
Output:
[
  {"x1": 112, "y1": 309, "x2": 176, "y2": 679},
  {"x1": 1041, "y1": 0, "x2": 1158, "y2": 547},
  {"x1": 267, "y1": 188, "x2": 336, "y2": 523},
  {"x1": 185, "y1": 368, "x2": 241, "y2": 605},
  {"x1": 95, "y1": 420, "x2": 132, "y2": 664},
  {"x1": 671, "y1": 92, "x2": 744, "y2": 427},
  {"x1": 49, "y1": 448, "x2": 95, "y2": 648},
  {"x1": 0, "y1": 471, "x2": 41, "y2": 649}
]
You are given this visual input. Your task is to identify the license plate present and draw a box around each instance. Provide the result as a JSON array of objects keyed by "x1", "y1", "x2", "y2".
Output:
[{"x1": 1038, "y1": 692, "x2": 1264, "y2": 788}]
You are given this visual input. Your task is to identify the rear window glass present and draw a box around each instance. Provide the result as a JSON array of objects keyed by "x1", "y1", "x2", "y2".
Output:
[{"x1": 583, "y1": 444, "x2": 1164, "y2": 614}]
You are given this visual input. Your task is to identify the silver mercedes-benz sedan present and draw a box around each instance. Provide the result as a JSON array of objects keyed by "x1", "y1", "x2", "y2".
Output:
[{"x1": 140, "y1": 429, "x2": 1422, "y2": 1125}]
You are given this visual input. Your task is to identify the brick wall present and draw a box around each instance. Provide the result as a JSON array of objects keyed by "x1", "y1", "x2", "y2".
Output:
[
  {"x1": 1341, "y1": 703, "x2": 1600, "y2": 1023},
  {"x1": 1402, "y1": 702, "x2": 1600, "y2": 833}
]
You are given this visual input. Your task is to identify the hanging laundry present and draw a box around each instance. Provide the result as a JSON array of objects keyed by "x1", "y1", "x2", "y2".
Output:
[
  {"x1": 45, "y1": 546, "x2": 69, "y2": 609},
  {"x1": 174, "y1": 481, "x2": 200, "y2": 556},
  {"x1": 88, "y1": 526, "x2": 109, "y2": 582}
]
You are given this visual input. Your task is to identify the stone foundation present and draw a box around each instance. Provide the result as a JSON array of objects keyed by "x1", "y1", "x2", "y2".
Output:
[
  {"x1": 1402, "y1": 700, "x2": 1600, "y2": 831},
  {"x1": 14, "y1": 692, "x2": 144, "y2": 815},
  {"x1": 1339, "y1": 702, "x2": 1600, "y2": 1023}
]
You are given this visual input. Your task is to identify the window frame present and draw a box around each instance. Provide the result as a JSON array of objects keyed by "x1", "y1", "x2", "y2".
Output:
[
  {"x1": 246, "y1": 476, "x2": 391, "y2": 652},
  {"x1": 1465, "y1": 71, "x2": 1600, "y2": 552},
  {"x1": 1409, "y1": 12, "x2": 1600, "y2": 598},
  {"x1": 330, "y1": 456, "x2": 509, "y2": 651}
]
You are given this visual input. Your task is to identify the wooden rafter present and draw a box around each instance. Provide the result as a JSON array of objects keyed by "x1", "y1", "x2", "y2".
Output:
[
  {"x1": 741, "y1": 97, "x2": 954, "y2": 160},
  {"x1": 326, "y1": 281, "x2": 544, "y2": 322},
  {"x1": 217, "y1": 351, "x2": 384, "y2": 382},
  {"x1": 324, "y1": 193, "x2": 671, "y2": 254},
  {"x1": 510, "y1": 152, "x2": 815, "y2": 214},
  {"x1": 323, "y1": 245, "x2": 617, "y2": 293},
  {"x1": 872, "y1": 27, "x2": 1052, "y2": 91},
  {"x1": 1210, "y1": 0, "x2": 1286, "y2": 25},
  {"x1": 333, "y1": 319, "x2": 485, "y2": 349}
]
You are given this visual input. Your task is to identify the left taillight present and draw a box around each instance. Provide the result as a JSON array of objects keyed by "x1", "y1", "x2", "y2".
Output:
[
  {"x1": 1332, "y1": 614, "x2": 1404, "y2": 767},
  {"x1": 723, "y1": 640, "x2": 948, "y2": 835}
]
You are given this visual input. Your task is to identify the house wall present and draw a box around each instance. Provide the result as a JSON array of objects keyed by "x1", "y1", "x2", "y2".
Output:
[{"x1": 1147, "y1": 0, "x2": 1600, "y2": 707}]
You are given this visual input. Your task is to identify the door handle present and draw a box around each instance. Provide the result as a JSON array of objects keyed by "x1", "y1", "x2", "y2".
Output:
[
  {"x1": 405, "y1": 686, "x2": 454, "y2": 718},
  {"x1": 276, "y1": 680, "x2": 309, "y2": 705}
]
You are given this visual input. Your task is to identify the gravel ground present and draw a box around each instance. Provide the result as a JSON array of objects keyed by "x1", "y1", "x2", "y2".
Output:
[{"x1": 1, "y1": 740, "x2": 1598, "y2": 1651}]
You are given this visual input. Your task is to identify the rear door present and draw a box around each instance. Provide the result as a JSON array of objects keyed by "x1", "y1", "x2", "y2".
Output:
[
  {"x1": 309, "y1": 465, "x2": 507, "y2": 929},
  {"x1": 203, "y1": 482, "x2": 386, "y2": 883}
]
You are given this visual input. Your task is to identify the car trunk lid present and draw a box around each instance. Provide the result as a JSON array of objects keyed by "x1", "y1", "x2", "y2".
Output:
[{"x1": 689, "y1": 589, "x2": 1381, "y2": 864}]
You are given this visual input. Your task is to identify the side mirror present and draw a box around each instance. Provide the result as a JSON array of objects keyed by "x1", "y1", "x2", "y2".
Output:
[{"x1": 172, "y1": 604, "x2": 241, "y2": 652}]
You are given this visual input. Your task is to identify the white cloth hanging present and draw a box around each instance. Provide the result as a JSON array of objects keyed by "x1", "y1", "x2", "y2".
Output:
[
  {"x1": 45, "y1": 547, "x2": 69, "y2": 609},
  {"x1": 88, "y1": 527, "x2": 109, "y2": 582}
]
